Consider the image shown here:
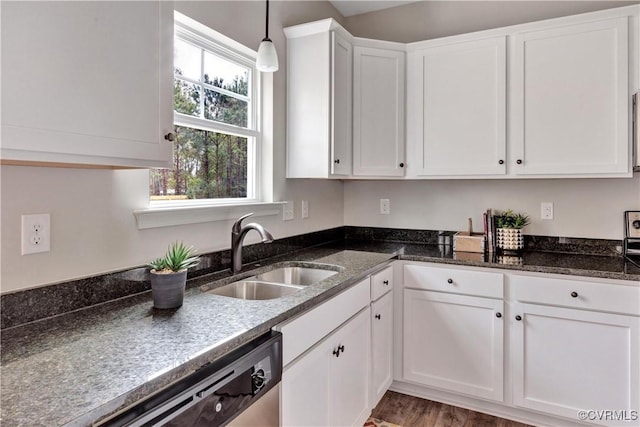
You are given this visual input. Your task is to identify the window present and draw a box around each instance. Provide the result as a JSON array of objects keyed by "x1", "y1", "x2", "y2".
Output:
[{"x1": 150, "y1": 13, "x2": 260, "y2": 204}]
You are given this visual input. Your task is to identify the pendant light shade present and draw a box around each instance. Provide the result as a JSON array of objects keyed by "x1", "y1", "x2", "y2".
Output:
[
  {"x1": 256, "y1": 0, "x2": 278, "y2": 72},
  {"x1": 257, "y1": 38, "x2": 279, "y2": 72}
]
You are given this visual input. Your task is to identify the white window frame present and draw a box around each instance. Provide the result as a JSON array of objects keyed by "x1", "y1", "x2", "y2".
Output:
[
  {"x1": 135, "y1": 12, "x2": 281, "y2": 229},
  {"x1": 152, "y1": 11, "x2": 261, "y2": 208}
]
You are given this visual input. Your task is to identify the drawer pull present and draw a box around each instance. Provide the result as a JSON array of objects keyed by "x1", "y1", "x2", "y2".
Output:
[
  {"x1": 447, "y1": 278, "x2": 453, "y2": 284},
  {"x1": 515, "y1": 315, "x2": 522, "y2": 321},
  {"x1": 496, "y1": 312, "x2": 502, "y2": 318},
  {"x1": 383, "y1": 280, "x2": 389, "y2": 285},
  {"x1": 375, "y1": 314, "x2": 381, "y2": 320},
  {"x1": 570, "y1": 291, "x2": 578, "y2": 298}
]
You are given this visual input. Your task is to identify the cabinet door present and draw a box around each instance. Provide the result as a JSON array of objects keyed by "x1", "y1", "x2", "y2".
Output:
[
  {"x1": 281, "y1": 336, "x2": 331, "y2": 427},
  {"x1": 329, "y1": 308, "x2": 371, "y2": 427},
  {"x1": 403, "y1": 289, "x2": 504, "y2": 401},
  {"x1": 512, "y1": 303, "x2": 639, "y2": 424},
  {"x1": 511, "y1": 17, "x2": 630, "y2": 176},
  {"x1": 331, "y1": 32, "x2": 352, "y2": 176},
  {"x1": 408, "y1": 37, "x2": 506, "y2": 176},
  {"x1": 1, "y1": 1, "x2": 173, "y2": 168},
  {"x1": 286, "y1": 30, "x2": 332, "y2": 178},
  {"x1": 353, "y1": 47, "x2": 405, "y2": 177},
  {"x1": 371, "y1": 291, "x2": 393, "y2": 409}
]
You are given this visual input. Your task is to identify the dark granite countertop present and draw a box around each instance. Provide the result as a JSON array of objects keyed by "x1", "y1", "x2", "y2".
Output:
[
  {"x1": 2, "y1": 240, "x2": 639, "y2": 426},
  {"x1": 0, "y1": 248, "x2": 395, "y2": 427},
  {"x1": 332, "y1": 240, "x2": 640, "y2": 282}
]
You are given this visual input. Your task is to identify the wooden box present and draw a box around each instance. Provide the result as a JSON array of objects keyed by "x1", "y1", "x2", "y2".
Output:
[{"x1": 453, "y1": 232, "x2": 485, "y2": 253}]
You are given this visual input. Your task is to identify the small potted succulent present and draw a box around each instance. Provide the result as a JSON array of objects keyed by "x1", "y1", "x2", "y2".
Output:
[
  {"x1": 148, "y1": 241, "x2": 200, "y2": 309},
  {"x1": 495, "y1": 209, "x2": 530, "y2": 252}
]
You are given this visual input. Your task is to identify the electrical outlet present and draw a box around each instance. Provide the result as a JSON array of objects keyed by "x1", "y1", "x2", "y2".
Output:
[
  {"x1": 301, "y1": 200, "x2": 309, "y2": 219},
  {"x1": 282, "y1": 201, "x2": 294, "y2": 221},
  {"x1": 541, "y1": 202, "x2": 554, "y2": 220},
  {"x1": 22, "y1": 213, "x2": 51, "y2": 255},
  {"x1": 380, "y1": 199, "x2": 390, "y2": 215}
]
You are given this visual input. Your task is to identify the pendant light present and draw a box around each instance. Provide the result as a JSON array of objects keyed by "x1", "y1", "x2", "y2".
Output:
[{"x1": 256, "y1": 0, "x2": 279, "y2": 72}]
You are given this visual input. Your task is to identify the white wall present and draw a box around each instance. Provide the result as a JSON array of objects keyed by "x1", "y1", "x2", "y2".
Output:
[
  {"x1": 0, "y1": 1, "x2": 346, "y2": 293},
  {"x1": 344, "y1": 177, "x2": 640, "y2": 240},
  {"x1": 342, "y1": 0, "x2": 640, "y2": 241}
]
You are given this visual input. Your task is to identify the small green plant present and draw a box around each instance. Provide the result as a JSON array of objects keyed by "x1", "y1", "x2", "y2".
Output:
[
  {"x1": 496, "y1": 209, "x2": 530, "y2": 229},
  {"x1": 149, "y1": 241, "x2": 200, "y2": 273}
]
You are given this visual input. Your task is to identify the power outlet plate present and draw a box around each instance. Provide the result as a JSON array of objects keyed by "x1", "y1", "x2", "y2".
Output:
[
  {"x1": 380, "y1": 199, "x2": 390, "y2": 215},
  {"x1": 541, "y1": 202, "x2": 554, "y2": 220},
  {"x1": 301, "y1": 200, "x2": 309, "y2": 219},
  {"x1": 22, "y1": 213, "x2": 51, "y2": 255}
]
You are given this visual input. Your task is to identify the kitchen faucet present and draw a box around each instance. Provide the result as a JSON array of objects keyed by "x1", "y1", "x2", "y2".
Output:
[{"x1": 231, "y1": 213, "x2": 274, "y2": 274}]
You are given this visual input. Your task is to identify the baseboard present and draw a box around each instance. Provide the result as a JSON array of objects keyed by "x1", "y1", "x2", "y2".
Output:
[{"x1": 389, "y1": 381, "x2": 588, "y2": 427}]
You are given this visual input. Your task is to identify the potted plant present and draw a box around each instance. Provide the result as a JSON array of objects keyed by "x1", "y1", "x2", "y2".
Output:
[
  {"x1": 495, "y1": 209, "x2": 530, "y2": 252},
  {"x1": 148, "y1": 241, "x2": 200, "y2": 309}
]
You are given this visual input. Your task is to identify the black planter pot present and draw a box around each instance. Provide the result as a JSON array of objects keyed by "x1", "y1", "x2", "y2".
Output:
[{"x1": 150, "y1": 270, "x2": 187, "y2": 309}]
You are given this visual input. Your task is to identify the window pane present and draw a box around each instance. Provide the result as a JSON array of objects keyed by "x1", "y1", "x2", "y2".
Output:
[
  {"x1": 204, "y1": 51, "x2": 249, "y2": 96},
  {"x1": 150, "y1": 125, "x2": 248, "y2": 200},
  {"x1": 204, "y1": 88, "x2": 248, "y2": 127},
  {"x1": 174, "y1": 78, "x2": 201, "y2": 117},
  {"x1": 174, "y1": 38, "x2": 201, "y2": 81}
]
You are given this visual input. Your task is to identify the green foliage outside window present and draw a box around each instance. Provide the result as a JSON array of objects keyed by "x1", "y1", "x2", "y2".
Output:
[{"x1": 150, "y1": 68, "x2": 250, "y2": 200}]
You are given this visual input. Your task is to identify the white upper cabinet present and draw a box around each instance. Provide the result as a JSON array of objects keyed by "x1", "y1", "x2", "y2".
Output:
[
  {"x1": 511, "y1": 16, "x2": 631, "y2": 176},
  {"x1": 407, "y1": 37, "x2": 507, "y2": 177},
  {"x1": 286, "y1": 5, "x2": 637, "y2": 180},
  {"x1": 353, "y1": 46, "x2": 406, "y2": 177},
  {"x1": 332, "y1": 33, "x2": 353, "y2": 176},
  {"x1": 285, "y1": 20, "x2": 352, "y2": 178},
  {"x1": 0, "y1": 1, "x2": 173, "y2": 168}
]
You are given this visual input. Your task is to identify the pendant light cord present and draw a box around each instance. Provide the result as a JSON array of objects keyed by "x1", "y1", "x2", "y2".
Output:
[{"x1": 264, "y1": 0, "x2": 270, "y2": 41}]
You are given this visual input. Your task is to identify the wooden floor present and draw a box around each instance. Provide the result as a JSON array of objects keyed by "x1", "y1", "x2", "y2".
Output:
[{"x1": 371, "y1": 391, "x2": 532, "y2": 427}]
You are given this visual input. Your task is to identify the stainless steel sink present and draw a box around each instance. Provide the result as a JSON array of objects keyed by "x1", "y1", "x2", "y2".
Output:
[
  {"x1": 208, "y1": 265, "x2": 341, "y2": 300},
  {"x1": 250, "y1": 266, "x2": 338, "y2": 286},
  {"x1": 208, "y1": 281, "x2": 303, "y2": 300}
]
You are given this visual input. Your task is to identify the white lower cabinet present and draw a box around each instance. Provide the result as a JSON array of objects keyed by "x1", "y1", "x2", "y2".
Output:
[
  {"x1": 370, "y1": 270, "x2": 394, "y2": 409},
  {"x1": 398, "y1": 261, "x2": 640, "y2": 427},
  {"x1": 512, "y1": 302, "x2": 639, "y2": 424},
  {"x1": 281, "y1": 307, "x2": 371, "y2": 427},
  {"x1": 403, "y1": 289, "x2": 504, "y2": 402},
  {"x1": 510, "y1": 275, "x2": 640, "y2": 426}
]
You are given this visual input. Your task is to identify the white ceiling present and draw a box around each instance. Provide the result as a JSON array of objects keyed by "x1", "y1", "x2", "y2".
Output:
[{"x1": 329, "y1": 1, "x2": 417, "y2": 17}]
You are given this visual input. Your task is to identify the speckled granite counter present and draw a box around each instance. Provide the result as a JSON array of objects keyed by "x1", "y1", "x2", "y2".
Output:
[
  {"x1": 2, "y1": 239, "x2": 639, "y2": 426},
  {"x1": 332, "y1": 240, "x2": 640, "y2": 282},
  {"x1": 0, "y1": 248, "x2": 395, "y2": 427}
]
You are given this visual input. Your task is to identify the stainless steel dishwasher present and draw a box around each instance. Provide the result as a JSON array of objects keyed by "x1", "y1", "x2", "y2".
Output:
[{"x1": 99, "y1": 331, "x2": 282, "y2": 427}]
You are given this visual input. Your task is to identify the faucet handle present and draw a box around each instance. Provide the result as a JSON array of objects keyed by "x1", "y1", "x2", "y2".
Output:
[{"x1": 232, "y1": 213, "x2": 254, "y2": 232}]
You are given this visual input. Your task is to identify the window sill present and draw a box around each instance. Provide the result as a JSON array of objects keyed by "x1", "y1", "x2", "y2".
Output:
[{"x1": 133, "y1": 201, "x2": 285, "y2": 229}]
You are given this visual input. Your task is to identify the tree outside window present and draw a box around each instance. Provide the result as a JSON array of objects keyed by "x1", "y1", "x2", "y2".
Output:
[{"x1": 150, "y1": 25, "x2": 258, "y2": 202}]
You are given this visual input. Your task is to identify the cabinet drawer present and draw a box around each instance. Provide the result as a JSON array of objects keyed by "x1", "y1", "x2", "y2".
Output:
[
  {"x1": 276, "y1": 278, "x2": 370, "y2": 366},
  {"x1": 371, "y1": 265, "x2": 393, "y2": 301},
  {"x1": 510, "y1": 275, "x2": 640, "y2": 316},
  {"x1": 404, "y1": 264, "x2": 503, "y2": 298}
]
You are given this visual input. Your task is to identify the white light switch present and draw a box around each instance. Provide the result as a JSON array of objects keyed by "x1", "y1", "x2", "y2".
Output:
[
  {"x1": 301, "y1": 200, "x2": 309, "y2": 219},
  {"x1": 283, "y1": 201, "x2": 294, "y2": 221}
]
